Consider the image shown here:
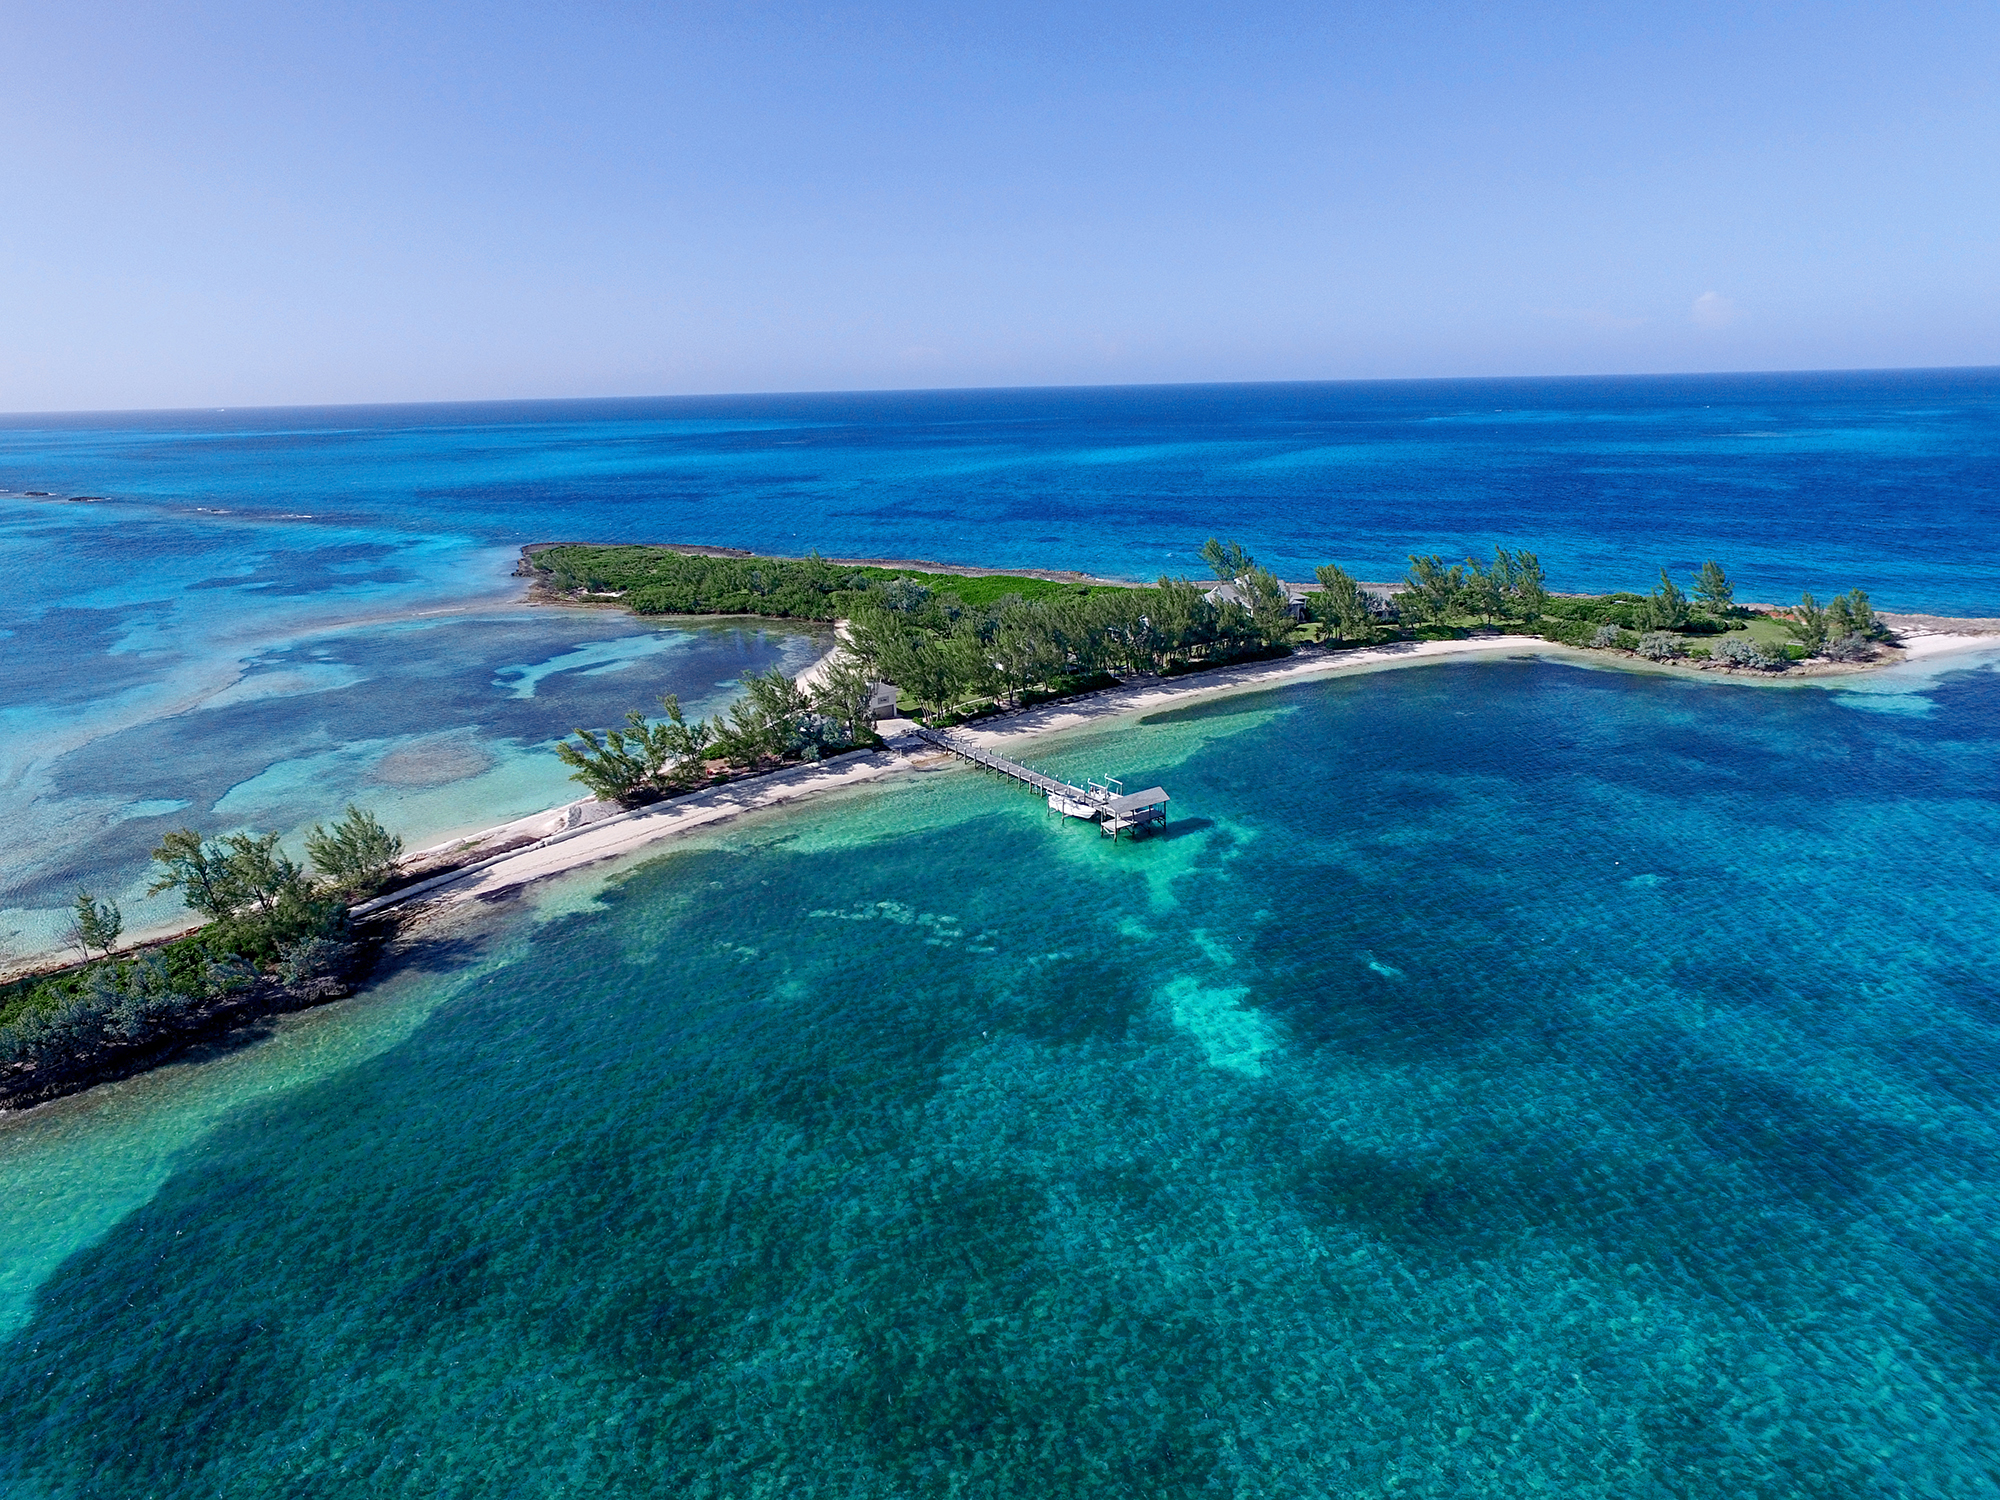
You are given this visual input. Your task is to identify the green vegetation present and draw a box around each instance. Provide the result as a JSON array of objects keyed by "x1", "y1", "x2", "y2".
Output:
[
  {"x1": 2, "y1": 534, "x2": 1905, "y2": 1108},
  {"x1": 551, "y1": 539, "x2": 1307, "y2": 804},
  {"x1": 1533, "y1": 564, "x2": 1882, "y2": 670},
  {"x1": 557, "y1": 694, "x2": 713, "y2": 804},
  {"x1": 1694, "y1": 559, "x2": 1734, "y2": 611},
  {"x1": 1713, "y1": 636, "x2": 1790, "y2": 670},
  {"x1": 1323, "y1": 547, "x2": 1888, "y2": 675},
  {"x1": 544, "y1": 541, "x2": 1901, "y2": 718},
  {"x1": 1201, "y1": 537, "x2": 1256, "y2": 580},
  {"x1": 846, "y1": 572, "x2": 1289, "y2": 720},
  {"x1": 1400, "y1": 548, "x2": 1548, "y2": 628},
  {"x1": 305, "y1": 806, "x2": 406, "y2": 898},
  {"x1": 811, "y1": 650, "x2": 877, "y2": 742},
  {"x1": 555, "y1": 663, "x2": 881, "y2": 805},
  {"x1": 64, "y1": 890, "x2": 122, "y2": 961},
  {"x1": 530, "y1": 545, "x2": 1091, "y2": 620},
  {"x1": 1780, "y1": 587, "x2": 1883, "y2": 661},
  {"x1": 1, "y1": 811, "x2": 402, "y2": 1101},
  {"x1": 1647, "y1": 568, "x2": 1691, "y2": 630},
  {"x1": 1312, "y1": 564, "x2": 1372, "y2": 642}
]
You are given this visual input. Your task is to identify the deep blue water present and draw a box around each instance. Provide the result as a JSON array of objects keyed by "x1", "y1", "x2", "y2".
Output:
[
  {"x1": 4, "y1": 370, "x2": 1996, "y2": 954},
  {"x1": 4, "y1": 655, "x2": 1999, "y2": 1495},
  {"x1": 4, "y1": 373, "x2": 2000, "y2": 1494},
  {"x1": 6, "y1": 370, "x2": 1999, "y2": 605}
]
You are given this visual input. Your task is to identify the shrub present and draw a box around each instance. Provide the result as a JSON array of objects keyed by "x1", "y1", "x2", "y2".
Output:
[
  {"x1": 0, "y1": 995, "x2": 107, "y2": 1068},
  {"x1": 277, "y1": 936, "x2": 355, "y2": 986},
  {"x1": 877, "y1": 578, "x2": 933, "y2": 613},
  {"x1": 1714, "y1": 636, "x2": 1786, "y2": 670},
  {"x1": 1590, "y1": 623, "x2": 1621, "y2": 648},
  {"x1": 1636, "y1": 631, "x2": 1685, "y2": 660},
  {"x1": 1822, "y1": 632, "x2": 1874, "y2": 663},
  {"x1": 0, "y1": 955, "x2": 208, "y2": 1070}
]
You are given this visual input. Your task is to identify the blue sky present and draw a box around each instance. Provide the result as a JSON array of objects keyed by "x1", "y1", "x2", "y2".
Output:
[{"x1": 3, "y1": 0, "x2": 1994, "y2": 409}]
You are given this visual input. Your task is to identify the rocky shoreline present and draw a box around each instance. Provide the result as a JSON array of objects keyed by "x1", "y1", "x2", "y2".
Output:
[{"x1": 0, "y1": 932, "x2": 383, "y2": 1113}]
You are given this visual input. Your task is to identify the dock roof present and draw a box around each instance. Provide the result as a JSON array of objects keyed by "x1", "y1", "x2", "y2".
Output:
[{"x1": 1104, "y1": 787, "x2": 1170, "y2": 815}]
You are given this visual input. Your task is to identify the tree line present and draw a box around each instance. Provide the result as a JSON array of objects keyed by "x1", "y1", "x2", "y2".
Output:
[
  {"x1": 0, "y1": 807, "x2": 405, "y2": 1094},
  {"x1": 1555, "y1": 562, "x2": 1884, "y2": 669},
  {"x1": 552, "y1": 536, "x2": 1310, "y2": 801},
  {"x1": 844, "y1": 569, "x2": 1290, "y2": 719},
  {"x1": 532, "y1": 545, "x2": 1084, "y2": 620},
  {"x1": 552, "y1": 537, "x2": 1904, "y2": 809},
  {"x1": 554, "y1": 660, "x2": 879, "y2": 804}
]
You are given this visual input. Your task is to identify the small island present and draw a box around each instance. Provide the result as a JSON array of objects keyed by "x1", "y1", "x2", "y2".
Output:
[
  {"x1": 3, "y1": 536, "x2": 1983, "y2": 1112},
  {"x1": 523, "y1": 539, "x2": 1910, "y2": 725}
]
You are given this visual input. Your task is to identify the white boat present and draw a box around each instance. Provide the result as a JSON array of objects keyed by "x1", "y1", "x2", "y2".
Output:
[{"x1": 1049, "y1": 792, "x2": 1101, "y2": 820}]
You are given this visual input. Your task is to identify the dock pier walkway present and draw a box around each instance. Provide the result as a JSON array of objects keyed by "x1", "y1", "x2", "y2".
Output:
[{"x1": 908, "y1": 726, "x2": 1169, "y2": 837}]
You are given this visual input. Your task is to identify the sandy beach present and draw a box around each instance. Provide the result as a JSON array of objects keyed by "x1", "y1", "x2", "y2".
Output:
[{"x1": 362, "y1": 626, "x2": 2000, "y2": 922}]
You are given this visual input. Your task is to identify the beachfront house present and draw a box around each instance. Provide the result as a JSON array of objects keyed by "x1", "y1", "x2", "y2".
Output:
[
  {"x1": 866, "y1": 680, "x2": 901, "y2": 723},
  {"x1": 1202, "y1": 576, "x2": 1312, "y2": 622},
  {"x1": 1360, "y1": 585, "x2": 1400, "y2": 623}
]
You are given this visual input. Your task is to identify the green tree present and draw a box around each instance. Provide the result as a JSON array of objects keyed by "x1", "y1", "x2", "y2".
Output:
[
  {"x1": 1646, "y1": 568, "x2": 1690, "y2": 630},
  {"x1": 811, "y1": 650, "x2": 877, "y2": 742},
  {"x1": 877, "y1": 577, "x2": 933, "y2": 612},
  {"x1": 1200, "y1": 537, "x2": 1255, "y2": 582},
  {"x1": 659, "y1": 696, "x2": 715, "y2": 779},
  {"x1": 1509, "y1": 549, "x2": 1549, "y2": 621},
  {"x1": 1146, "y1": 576, "x2": 1208, "y2": 665},
  {"x1": 65, "y1": 890, "x2": 122, "y2": 960},
  {"x1": 1313, "y1": 564, "x2": 1371, "y2": 642},
  {"x1": 217, "y1": 832, "x2": 309, "y2": 917},
  {"x1": 1840, "y1": 584, "x2": 1872, "y2": 636},
  {"x1": 1403, "y1": 555, "x2": 1466, "y2": 624},
  {"x1": 1693, "y1": 560, "x2": 1734, "y2": 612},
  {"x1": 717, "y1": 668, "x2": 815, "y2": 761},
  {"x1": 1241, "y1": 568, "x2": 1297, "y2": 647},
  {"x1": 1790, "y1": 591, "x2": 1829, "y2": 654},
  {"x1": 305, "y1": 806, "x2": 405, "y2": 898},
  {"x1": 557, "y1": 694, "x2": 720, "y2": 802},
  {"x1": 993, "y1": 605, "x2": 1064, "y2": 695},
  {"x1": 149, "y1": 827, "x2": 313, "y2": 922},
  {"x1": 901, "y1": 638, "x2": 964, "y2": 717},
  {"x1": 557, "y1": 717, "x2": 668, "y2": 803},
  {"x1": 147, "y1": 829, "x2": 240, "y2": 919},
  {"x1": 1463, "y1": 556, "x2": 1505, "y2": 622}
]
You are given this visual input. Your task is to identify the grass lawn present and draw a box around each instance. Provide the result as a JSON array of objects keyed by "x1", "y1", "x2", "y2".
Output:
[{"x1": 1705, "y1": 616, "x2": 1801, "y2": 653}]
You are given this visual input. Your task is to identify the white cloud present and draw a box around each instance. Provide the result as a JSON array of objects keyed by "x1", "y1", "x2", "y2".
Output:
[{"x1": 1692, "y1": 291, "x2": 1741, "y2": 329}]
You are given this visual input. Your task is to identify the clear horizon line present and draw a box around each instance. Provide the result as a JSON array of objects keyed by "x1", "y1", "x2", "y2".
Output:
[{"x1": 3, "y1": 361, "x2": 1997, "y2": 423}]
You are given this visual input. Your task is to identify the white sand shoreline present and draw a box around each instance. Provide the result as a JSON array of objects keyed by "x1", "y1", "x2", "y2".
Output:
[{"x1": 363, "y1": 628, "x2": 2000, "y2": 923}]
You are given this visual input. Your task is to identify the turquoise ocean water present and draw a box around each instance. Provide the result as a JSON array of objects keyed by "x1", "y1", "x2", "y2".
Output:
[
  {"x1": 2, "y1": 369, "x2": 1996, "y2": 949},
  {"x1": 4, "y1": 374, "x2": 2000, "y2": 1494},
  {"x1": 6, "y1": 655, "x2": 2000, "y2": 1495}
]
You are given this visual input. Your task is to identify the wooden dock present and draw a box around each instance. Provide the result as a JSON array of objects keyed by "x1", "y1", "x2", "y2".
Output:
[{"x1": 908, "y1": 727, "x2": 1170, "y2": 837}]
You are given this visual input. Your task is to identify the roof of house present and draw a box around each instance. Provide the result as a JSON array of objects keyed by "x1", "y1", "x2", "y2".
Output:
[{"x1": 1202, "y1": 575, "x2": 1310, "y2": 607}]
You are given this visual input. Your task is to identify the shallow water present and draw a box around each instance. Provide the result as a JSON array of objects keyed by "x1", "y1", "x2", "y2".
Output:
[
  {"x1": 6, "y1": 371, "x2": 1996, "y2": 956},
  {"x1": 6, "y1": 655, "x2": 1999, "y2": 1496},
  {"x1": 0, "y1": 604, "x2": 826, "y2": 953}
]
